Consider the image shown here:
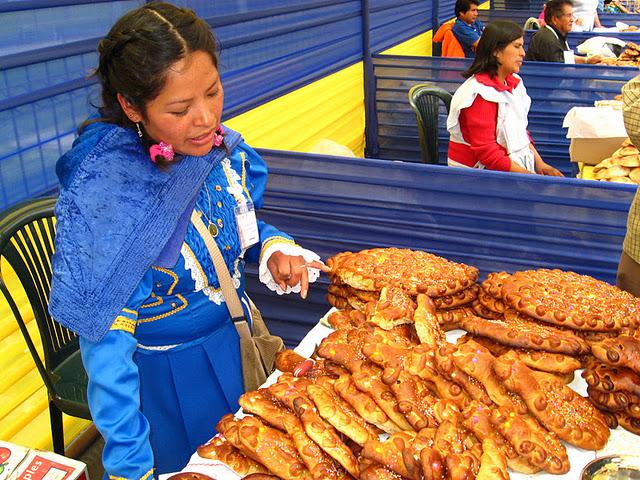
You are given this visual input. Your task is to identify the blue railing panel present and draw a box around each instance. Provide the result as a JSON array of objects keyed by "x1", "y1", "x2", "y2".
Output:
[
  {"x1": 478, "y1": 9, "x2": 640, "y2": 27},
  {"x1": 243, "y1": 149, "x2": 634, "y2": 345},
  {"x1": 372, "y1": 55, "x2": 637, "y2": 172}
]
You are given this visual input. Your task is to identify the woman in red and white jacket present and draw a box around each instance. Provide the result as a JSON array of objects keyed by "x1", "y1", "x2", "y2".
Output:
[{"x1": 447, "y1": 21, "x2": 563, "y2": 176}]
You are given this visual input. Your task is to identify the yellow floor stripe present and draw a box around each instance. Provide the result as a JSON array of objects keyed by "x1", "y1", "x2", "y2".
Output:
[
  {"x1": 0, "y1": 261, "x2": 88, "y2": 451},
  {"x1": 0, "y1": 322, "x2": 43, "y2": 393},
  {"x1": 9, "y1": 406, "x2": 91, "y2": 451},
  {"x1": 0, "y1": 369, "x2": 45, "y2": 420},
  {"x1": 0, "y1": 385, "x2": 48, "y2": 440},
  {"x1": 0, "y1": 340, "x2": 42, "y2": 395}
]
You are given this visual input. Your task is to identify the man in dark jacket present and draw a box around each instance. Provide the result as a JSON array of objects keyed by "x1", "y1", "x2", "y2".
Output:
[{"x1": 526, "y1": 0, "x2": 601, "y2": 63}]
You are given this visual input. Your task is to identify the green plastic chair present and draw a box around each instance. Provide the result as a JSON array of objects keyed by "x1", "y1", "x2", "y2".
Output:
[
  {"x1": 408, "y1": 83, "x2": 453, "y2": 164},
  {"x1": 0, "y1": 197, "x2": 90, "y2": 455}
]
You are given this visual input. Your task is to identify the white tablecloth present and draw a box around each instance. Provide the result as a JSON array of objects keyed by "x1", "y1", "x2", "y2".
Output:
[
  {"x1": 563, "y1": 106, "x2": 627, "y2": 139},
  {"x1": 163, "y1": 311, "x2": 639, "y2": 480}
]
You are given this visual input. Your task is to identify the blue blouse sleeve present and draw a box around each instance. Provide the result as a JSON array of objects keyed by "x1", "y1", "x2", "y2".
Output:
[
  {"x1": 229, "y1": 142, "x2": 296, "y2": 264},
  {"x1": 79, "y1": 270, "x2": 155, "y2": 480}
]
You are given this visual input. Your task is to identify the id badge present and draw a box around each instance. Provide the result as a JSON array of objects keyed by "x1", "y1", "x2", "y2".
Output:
[
  {"x1": 235, "y1": 202, "x2": 259, "y2": 249},
  {"x1": 563, "y1": 50, "x2": 576, "y2": 64}
]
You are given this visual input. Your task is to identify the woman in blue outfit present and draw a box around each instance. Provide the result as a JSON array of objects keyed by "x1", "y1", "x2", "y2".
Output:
[{"x1": 48, "y1": 3, "x2": 329, "y2": 478}]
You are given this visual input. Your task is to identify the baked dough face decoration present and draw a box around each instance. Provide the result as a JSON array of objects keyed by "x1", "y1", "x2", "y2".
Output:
[
  {"x1": 327, "y1": 248, "x2": 479, "y2": 297},
  {"x1": 167, "y1": 473, "x2": 218, "y2": 480},
  {"x1": 500, "y1": 269, "x2": 640, "y2": 331}
]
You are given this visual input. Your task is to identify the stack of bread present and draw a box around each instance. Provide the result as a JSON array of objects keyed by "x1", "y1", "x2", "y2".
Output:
[
  {"x1": 464, "y1": 269, "x2": 640, "y2": 432},
  {"x1": 325, "y1": 247, "x2": 481, "y2": 329},
  {"x1": 582, "y1": 331, "x2": 640, "y2": 435},
  {"x1": 198, "y1": 309, "x2": 608, "y2": 479},
  {"x1": 593, "y1": 139, "x2": 640, "y2": 184},
  {"x1": 598, "y1": 41, "x2": 640, "y2": 66},
  {"x1": 193, "y1": 248, "x2": 640, "y2": 479},
  {"x1": 594, "y1": 94, "x2": 622, "y2": 109}
]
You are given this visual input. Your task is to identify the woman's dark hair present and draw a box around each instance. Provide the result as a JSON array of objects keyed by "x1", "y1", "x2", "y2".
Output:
[
  {"x1": 83, "y1": 2, "x2": 219, "y2": 167},
  {"x1": 462, "y1": 21, "x2": 524, "y2": 78}
]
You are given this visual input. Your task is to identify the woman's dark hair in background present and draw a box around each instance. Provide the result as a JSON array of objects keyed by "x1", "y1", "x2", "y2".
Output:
[
  {"x1": 462, "y1": 21, "x2": 524, "y2": 78},
  {"x1": 83, "y1": 2, "x2": 219, "y2": 166}
]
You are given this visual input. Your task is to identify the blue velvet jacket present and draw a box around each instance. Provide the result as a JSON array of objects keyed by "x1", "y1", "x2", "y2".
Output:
[{"x1": 49, "y1": 121, "x2": 242, "y2": 342}]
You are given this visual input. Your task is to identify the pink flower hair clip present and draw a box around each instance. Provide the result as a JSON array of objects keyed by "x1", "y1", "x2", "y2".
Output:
[
  {"x1": 149, "y1": 141, "x2": 175, "y2": 163},
  {"x1": 213, "y1": 125, "x2": 225, "y2": 147}
]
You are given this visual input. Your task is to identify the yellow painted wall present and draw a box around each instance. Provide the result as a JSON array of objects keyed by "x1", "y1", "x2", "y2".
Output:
[
  {"x1": 226, "y1": 18, "x2": 451, "y2": 154},
  {"x1": 382, "y1": 30, "x2": 433, "y2": 57},
  {"x1": 226, "y1": 63, "x2": 366, "y2": 157}
]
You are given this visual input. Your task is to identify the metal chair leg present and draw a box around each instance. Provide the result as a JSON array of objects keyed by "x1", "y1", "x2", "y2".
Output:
[{"x1": 49, "y1": 402, "x2": 65, "y2": 455}]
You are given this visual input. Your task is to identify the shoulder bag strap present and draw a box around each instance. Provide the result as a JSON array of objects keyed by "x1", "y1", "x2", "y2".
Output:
[{"x1": 190, "y1": 211, "x2": 251, "y2": 338}]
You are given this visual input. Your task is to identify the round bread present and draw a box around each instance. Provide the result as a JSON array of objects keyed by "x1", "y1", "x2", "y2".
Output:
[
  {"x1": 242, "y1": 475, "x2": 281, "y2": 479},
  {"x1": 328, "y1": 283, "x2": 378, "y2": 303},
  {"x1": 630, "y1": 168, "x2": 640, "y2": 183},
  {"x1": 593, "y1": 157, "x2": 614, "y2": 172},
  {"x1": 595, "y1": 167, "x2": 612, "y2": 180},
  {"x1": 327, "y1": 248, "x2": 478, "y2": 296},
  {"x1": 613, "y1": 146, "x2": 640, "y2": 157},
  {"x1": 595, "y1": 165, "x2": 631, "y2": 180},
  {"x1": 501, "y1": 269, "x2": 640, "y2": 331},
  {"x1": 168, "y1": 473, "x2": 217, "y2": 480},
  {"x1": 607, "y1": 176, "x2": 635, "y2": 184},
  {"x1": 613, "y1": 155, "x2": 640, "y2": 167}
]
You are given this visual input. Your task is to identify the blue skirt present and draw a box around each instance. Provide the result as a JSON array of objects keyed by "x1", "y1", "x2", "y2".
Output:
[{"x1": 134, "y1": 322, "x2": 244, "y2": 474}]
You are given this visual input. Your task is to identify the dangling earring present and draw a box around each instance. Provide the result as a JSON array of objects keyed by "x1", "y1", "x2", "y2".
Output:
[{"x1": 136, "y1": 123, "x2": 143, "y2": 139}]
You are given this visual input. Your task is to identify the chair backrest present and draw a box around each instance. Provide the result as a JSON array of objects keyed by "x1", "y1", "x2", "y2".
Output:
[
  {"x1": 408, "y1": 84, "x2": 453, "y2": 164},
  {"x1": 0, "y1": 197, "x2": 77, "y2": 394}
]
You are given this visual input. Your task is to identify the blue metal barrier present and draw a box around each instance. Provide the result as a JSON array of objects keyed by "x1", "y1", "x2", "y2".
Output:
[
  {"x1": 372, "y1": 54, "x2": 637, "y2": 173},
  {"x1": 246, "y1": 149, "x2": 635, "y2": 345},
  {"x1": 489, "y1": 0, "x2": 548, "y2": 10},
  {"x1": 525, "y1": 28, "x2": 640, "y2": 51},
  {"x1": 437, "y1": 0, "x2": 457, "y2": 27},
  {"x1": 0, "y1": 0, "x2": 437, "y2": 213},
  {"x1": 478, "y1": 9, "x2": 640, "y2": 28}
]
